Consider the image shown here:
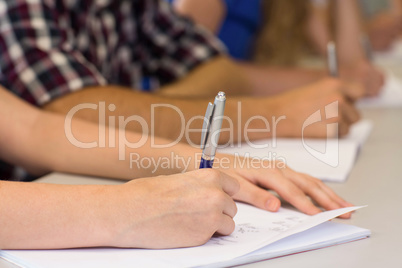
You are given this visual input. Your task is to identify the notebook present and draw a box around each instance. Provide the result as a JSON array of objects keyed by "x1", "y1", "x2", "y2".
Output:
[
  {"x1": 220, "y1": 120, "x2": 373, "y2": 182},
  {"x1": 358, "y1": 73, "x2": 402, "y2": 108},
  {"x1": 0, "y1": 204, "x2": 369, "y2": 268}
]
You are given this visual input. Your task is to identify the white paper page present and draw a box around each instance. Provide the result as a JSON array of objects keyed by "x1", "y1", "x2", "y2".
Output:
[
  {"x1": 373, "y1": 39, "x2": 402, "y2": 63},
  {"x1": 207, "y1": 221, "x2": 370, "y2": 268},
  {"x1": 221, "y1": 139, "x2": 357, "y2": 182},
  {"x1": 219, "y1": 120, "x2": 371, "y2": 182},
  {"x1": 1, "y1": 205, "x2": 364, "y2": 268},
  {"x1": 358, "y1": 73, "x2": 402, "y2": 108},
  {"x1": 344, "y1": 119, "x2": 373, "y2": 146}
]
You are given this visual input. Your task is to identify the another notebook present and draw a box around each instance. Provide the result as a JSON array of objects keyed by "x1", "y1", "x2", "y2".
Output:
[
  {"x1": 0, "y1": 204, "x2": 369, "y2": 268},
  {"x1": 220, "y1": 120, "x2": 373, "y2": 182}
]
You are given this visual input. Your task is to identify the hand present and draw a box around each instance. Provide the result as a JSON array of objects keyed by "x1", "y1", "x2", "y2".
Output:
[
  {"x1": 340, "y1": 61, "x2": 385, "y2": 97},
  {"x1": 105, "y1": 169, "x2": 239, "y2": 249},
  {"x1": 216, "y1": 156, "x2": 353, "y2": 219},
  {"x1": 270, "y1": 78, "x2": 361, "y2": 138},
  {"x1": 368, "y1": 13, "x2": 402, "y2": 51}
]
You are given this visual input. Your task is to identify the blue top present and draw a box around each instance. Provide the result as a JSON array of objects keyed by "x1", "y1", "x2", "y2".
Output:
[
  {"x1": 218, "y1": 0, "x2": 263, "y2": 60},
  {"x1": 166, "y1": 0, "x2": 263, "y2": 60}
]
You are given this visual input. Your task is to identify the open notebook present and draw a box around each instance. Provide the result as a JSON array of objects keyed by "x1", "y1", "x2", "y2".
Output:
[
  {"x1": 367, "y1": 38, "x2": 402, "y2": 108},
  {"x1": 358, "y1": 72, "x2": 402, "y2": 108},
  {"x1": 220, "y1": 119, "x2": 373, "y2": 182},
  {"x1": 0, "y1": 204, "x2": 369, "y2": 268}
]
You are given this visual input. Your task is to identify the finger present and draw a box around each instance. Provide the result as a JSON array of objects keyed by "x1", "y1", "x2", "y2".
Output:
[
  {"x1": 232, "y1": 178, "x2": 281, "y2": 212},
  {"x1": 252, "y1": 169, "x2": 322, "y2": 216},
  {"x1": 340, "y1": 99, "x2": 360, "y2": 125},
  {"x1": 215, "y1": 214, "x2": 236, "y2": 236},
  {"x1": 337, "y1": 104, "x2": 353, "y2": 137},
  {"x1": 367, "y1": 84, "x2": 381, "y2": 97},
  {"x1": 361, "y1": 65, "x2": 384, "y2": 97},
  {"x1": 374, "y1": 70, "x2": 385, "y2": 93},
  {"x1": 298, "y1": 179, "x2": 347, "y2": 213},
  {"x1": 282, "y1": 170, "x2": 353, "y2": 219},
  {"x1": 338, "y1": 212, "x2": 353, "y2": 219},
  {"x1": 318, "y1": 182, "x2": 353, "y2": 207},
  {"x1": 338, "y1": 120, "x2": 350, "y2": 137},
  {"x1": 215, "y1": 170, "x2": 241, "y2": 197},
  {"x1": 221, "y1": 194, "x2": 238, "y2": 219},
  {"x1": 342, "y1": 82, "x2": 365, "y2": 101},
  {"x1": 366, "y1": 75, "x2": 384, "y2": 97},
  {"x1": 372, "y1": 75, "x2": 385, "y2": 96}
]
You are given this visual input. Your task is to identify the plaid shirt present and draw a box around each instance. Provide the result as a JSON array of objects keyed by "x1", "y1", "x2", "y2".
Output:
[
  {"x1": 0, "y1": 0, "x2": 224, "y2": 106},
  {"x1": 0, "y1": 0, "x2": 224, "y2": 180}
]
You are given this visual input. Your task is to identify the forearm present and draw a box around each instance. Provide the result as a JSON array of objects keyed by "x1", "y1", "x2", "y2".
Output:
[
  {"x1": 43, "y1": 82, "x2": 279, "y2": 144},
  {"x1": 160, "y1": 56, "x2": 252, "y2": 97},
  {"x1": 0, "y1": 181, "x2": 116, "y2": 249},
  {"x1": 43, "y1": 86, "x2": 214, "y2": 144},
  {"x1": 307, "y1": 2, "x2": 332, "y2": 56},
  {"x1": 334, "y1": 0, "x2": 365, "y2": 63},
  {"x1": 0, "y1": 84, "x2": 276, "y2": 178},
  {"x1": 173, "y1": 0, "x2": 225, "y2": 34},
  {"x1": 0, "y1": 87, "x2": 197, "y2": 178},
  {"x1": 28, "y1": 110, "x2": 200, "y2": 179},
  {"x1": 307, "y1": 0, "x2": 365, "y2": 63},
  {"x1": 237, "y1": 63, "x2": 325, "y2": 96},
  {"x1": 161, "y1": 53, "x2": 324, "y2": 97},
  {"x1": 42, "y1": 76, "x2": 354, "y2": 145},
  {"x1": 0, "y1": 90, "x2": 49, "y2": 175},
  {"x1": 391, "y1": 0, "x2": 402, "y2": 16}
]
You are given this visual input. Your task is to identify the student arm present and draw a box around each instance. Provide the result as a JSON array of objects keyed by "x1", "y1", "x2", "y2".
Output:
[
  {"x1": 0, "y1": 87, "x2": 352, "y2": 233},
  {"x1": 173, "y1": 0, "x2": 226, "y2": 33},
  {"x1": 0, "y1": 170, "x2": 239, "y2": 249},
  {"x1": 173, "y1": 2, "x2": 326, "y2": 94},
  {"x1": 307, "y1": 0, "x2": 384, "y2": 96}
]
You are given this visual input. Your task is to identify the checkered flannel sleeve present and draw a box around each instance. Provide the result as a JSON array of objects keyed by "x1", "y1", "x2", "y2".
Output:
[
  {"x1": 0, "y1": 0, "x2": 106, "y2": 106},
  {"x1": 135, "y1": 0, "x2": 226, "y2": 86}
]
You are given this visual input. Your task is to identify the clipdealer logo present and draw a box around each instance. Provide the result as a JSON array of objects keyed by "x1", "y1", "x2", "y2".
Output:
[
  {"x1": 302, "y1": 101, "x2": 339, "y2": 167},
  {"x1": 63, "y1": 101, "x2": 286, "y2": 161},
  {"x1": 63, "y1": 101, "x2": 340, "y2": 168}
]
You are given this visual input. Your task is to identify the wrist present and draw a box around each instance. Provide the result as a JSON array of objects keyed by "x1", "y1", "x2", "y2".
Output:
[
  {"x1": 265, "y1": 95, "x2": 299, "y2": 138},
  {"x1": 91, "y1": 185, "x2": 128, "y2": 247},
  {"x1": 231, "y1": 98, "x2": 280, "y2": 142}
]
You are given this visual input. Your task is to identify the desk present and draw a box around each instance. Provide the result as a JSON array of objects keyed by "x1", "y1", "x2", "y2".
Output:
[
  {"x1": 238, "y1": 108, "x2": 402, "y2": 268},
  {"x1": 1, "y1": 108, "x2": 401, "y2": 268}
]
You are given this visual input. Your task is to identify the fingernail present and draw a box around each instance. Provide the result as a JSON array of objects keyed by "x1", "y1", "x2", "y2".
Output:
[{"x1": 266, "y1": 199, "x2": 280, "y2": 211}]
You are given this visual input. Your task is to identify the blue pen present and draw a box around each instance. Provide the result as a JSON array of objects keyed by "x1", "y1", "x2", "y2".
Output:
[{"x1": 200, "y1": 92, "x2": 226, "y2": 169}]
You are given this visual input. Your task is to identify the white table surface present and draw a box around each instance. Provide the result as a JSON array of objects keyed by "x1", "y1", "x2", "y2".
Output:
[
  {"x1": 1, "y1": 108, "x2": 401, "y2": 268},
  {"x1": 237, "y1": 107, "x2": 402, "y2": 268}
]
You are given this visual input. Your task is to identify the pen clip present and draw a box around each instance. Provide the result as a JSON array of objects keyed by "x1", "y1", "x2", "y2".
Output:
[{"x1": 200, "y1": 102, "x2": 215, "y2": 150}]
